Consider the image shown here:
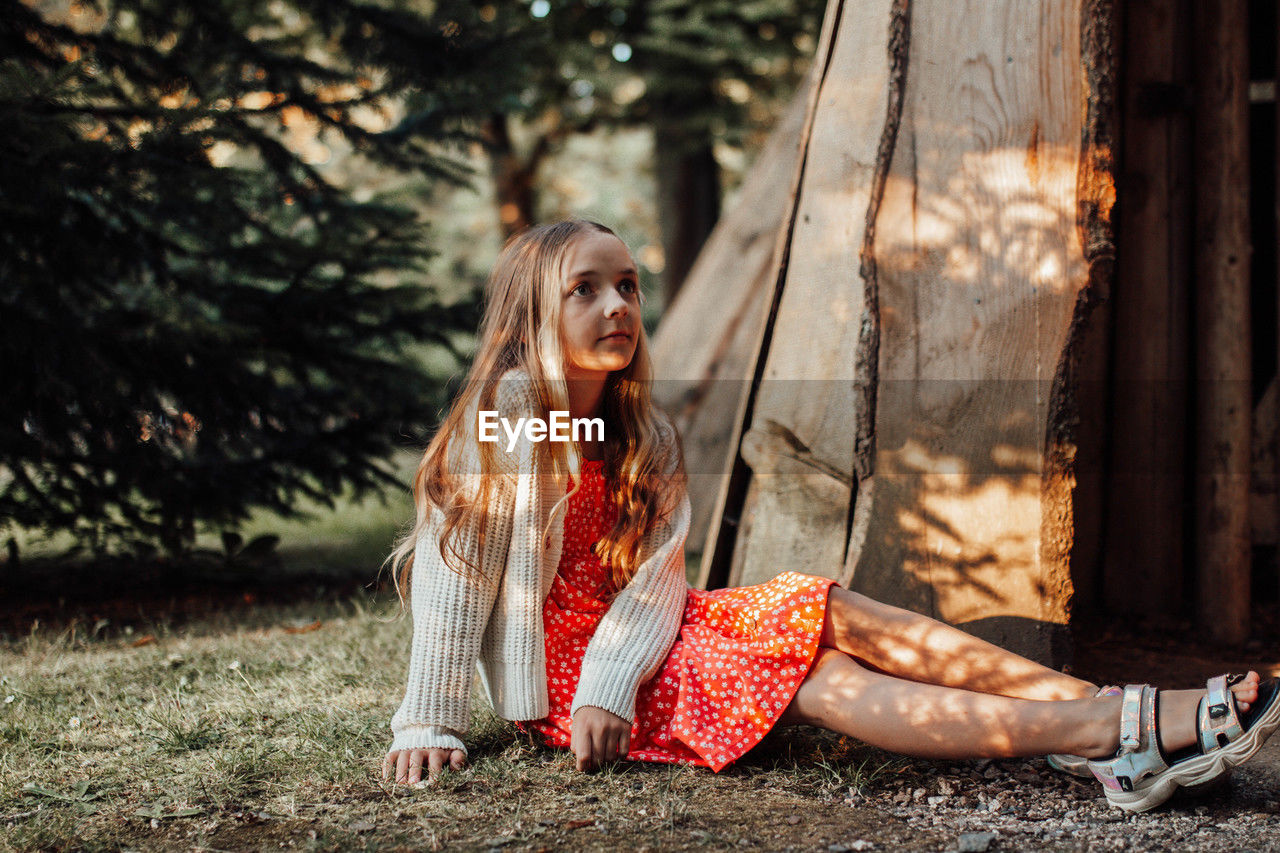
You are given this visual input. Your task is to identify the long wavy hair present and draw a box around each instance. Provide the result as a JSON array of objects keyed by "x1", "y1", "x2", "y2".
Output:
[{"x1": 381, "y1": 219, "x2": 686, "y2": 617}]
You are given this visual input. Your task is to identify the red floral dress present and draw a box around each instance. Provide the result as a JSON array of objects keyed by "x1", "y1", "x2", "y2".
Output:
[{"x1": 515, "y1": 458, "x2": 836, "y2": 772}]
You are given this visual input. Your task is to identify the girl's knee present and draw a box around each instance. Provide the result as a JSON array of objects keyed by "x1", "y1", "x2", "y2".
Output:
[
  {"x1": 781, "y1": 648, "x2": 845, "y2": 726},
  {"x1": 784, "y1": 648, "x2": 871, "y2": 728},
  {"x1": 826, "y1": 586, "x2": 904, "y2": 647}
]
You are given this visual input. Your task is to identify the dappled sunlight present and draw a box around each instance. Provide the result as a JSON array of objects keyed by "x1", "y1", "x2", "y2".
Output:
[
  {"x1": 874, "y1": 144, "x2": 1083, "y2": 298},
  {"x1": 893, "y1": 469, "x2": 1044, "y2": 627},
  {"x1": 794, "y1": 648, "x2": 1088, "y2": 760}
]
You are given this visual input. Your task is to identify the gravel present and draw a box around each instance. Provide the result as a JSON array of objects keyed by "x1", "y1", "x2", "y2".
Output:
[{"x1": 837, "y1": 754, "x2": 1280, "y2": 852}]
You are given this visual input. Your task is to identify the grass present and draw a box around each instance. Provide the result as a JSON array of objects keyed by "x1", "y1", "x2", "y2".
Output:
[{"x1": 0, "y1": 589, "x2": 908, "y2": 852}]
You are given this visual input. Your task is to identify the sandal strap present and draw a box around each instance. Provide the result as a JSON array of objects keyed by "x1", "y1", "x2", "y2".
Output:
[
  {"x1": 1197, "y1": 674, "x2": 1245, "y2": 753},
  {"x1": 1090, "y1": 685, "x2": 1170, "y2": 794},
  {"x1": 1118, "y1": 684, "x2": 1145, "y2": 752}
]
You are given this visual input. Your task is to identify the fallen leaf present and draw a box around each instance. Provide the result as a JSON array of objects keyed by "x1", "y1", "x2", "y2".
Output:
[
  {"x1": 283, "y1": 620, "x2": 322, "y2": 634},
  {"x1": 130, "y1": 635, "x2": 156, "y2": 647},
  {"x1": 565, "y1": 819, "x2": 595, "y2": 829}
]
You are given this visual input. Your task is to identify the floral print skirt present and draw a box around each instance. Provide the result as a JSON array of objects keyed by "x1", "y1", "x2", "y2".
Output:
[{"x1": 516, "y1": 459, "x2": 836, "y2": 772}]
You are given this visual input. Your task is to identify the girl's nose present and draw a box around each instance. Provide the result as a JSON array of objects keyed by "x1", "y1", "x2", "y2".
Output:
[{"x1": 603, "y1": 288, "x2": 630, "y2": 318}]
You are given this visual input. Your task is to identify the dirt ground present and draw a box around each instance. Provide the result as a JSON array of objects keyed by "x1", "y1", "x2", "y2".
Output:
[{"x1": 4, "y1": 567, "x2": 1280, "y2": 852}]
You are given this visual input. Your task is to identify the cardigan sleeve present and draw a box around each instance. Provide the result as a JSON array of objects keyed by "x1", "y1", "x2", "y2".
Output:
[
  {"x1": 569, "y1": 415, "x2": 691, "y2": 723},
  {"x1": 387, "y1": 439, "x2": 516, "y2": 758}
]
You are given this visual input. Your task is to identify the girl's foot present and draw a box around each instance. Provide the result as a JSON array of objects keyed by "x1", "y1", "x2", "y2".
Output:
[
  {"x1": 1087, "y1": 671, "x2": 1279, "y2": 813},
  {"x1": 1048, "y1": 677, "x2": 1258, "y2": 778},
  {"x1": 1149, "y1": 671, "x2": 1259, "y2": 755},
  {"x1": 1087, "y1": 671, "x2": 1260, "y2": 758}
]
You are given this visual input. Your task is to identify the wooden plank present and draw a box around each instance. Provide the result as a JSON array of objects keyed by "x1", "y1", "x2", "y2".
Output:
[
  {"x1": 1103, "y1": 0, "x2": 1191, "y2": 617},
  {"x1": 727, "y1": 0, "x2": 899, "y2": 589},
  {"x1": 693, "y1": 0, "x2": 848, "y2": 591},
  {"x1": 648, "y1": 69, "x2": 816, "y2": 577},
  {"x1": 1252, "y1": 378, "x2": 1277, "y2": 545},
  {"x1": 832, "y1": 0, "x2": 1099, "y2": 663},
  {"x1": 1192, "y1": 0, "x2": 1252, "y2": 643},
  {"x1": 691, "y1": 0, "x2": 1117, "y2": 666}
]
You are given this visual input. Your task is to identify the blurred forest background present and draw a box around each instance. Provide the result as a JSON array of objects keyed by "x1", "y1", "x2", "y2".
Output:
[{"x1": 0, "y1": 0, "x2": 821, "y2": 599}]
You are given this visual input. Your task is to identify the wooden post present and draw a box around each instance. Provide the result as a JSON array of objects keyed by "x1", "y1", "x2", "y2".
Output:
[
  {"x1": 1192, "y1": 0, "x2": 1251, "y2": 644},
  {"x1": 1103, "y1": 0, "x2": 1191, "y2": 618}
]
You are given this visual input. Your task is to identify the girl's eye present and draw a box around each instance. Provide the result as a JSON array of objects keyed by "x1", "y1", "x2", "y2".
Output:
[
  {"x1": 571, "y1": 282, "x2": 593, "y2": 296},
  {"x1": 620, "y1": 279, "x2": 638, "y2": 294}
]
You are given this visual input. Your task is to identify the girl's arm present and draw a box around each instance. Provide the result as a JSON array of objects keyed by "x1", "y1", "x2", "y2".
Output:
[
  {"x1": 387, "y1": 446, "x2": 514, "y2": 758},
  {"x1": 569, "y1": 417, "x2": 692, "y2": 725},
  {"x1": 387, "y1": 375, "x2": 529, "y2": 758}
]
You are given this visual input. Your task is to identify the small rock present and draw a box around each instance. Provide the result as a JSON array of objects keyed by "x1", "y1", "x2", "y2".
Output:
[
  {"x1": 927, "y1": 796, "x2": 947, "y2": 807},
  {"x1": 786, "y1": 814, "x2": 801, "y2": 825},
  {"x1": 912, "y1": 788, "x2": 927, "y2": 803},
  {"x1": 957, "y1": 831, "x2": 998, "y2": 852},
  {"x1": 350, "y1": 820, "x2": 375, "y2": 833},
  {"x1": 850, "y1": 843, "x2": 875, "y2": 852},
  {"x1": 828, "y1": 845, "x2": 851, "y2": 853}
]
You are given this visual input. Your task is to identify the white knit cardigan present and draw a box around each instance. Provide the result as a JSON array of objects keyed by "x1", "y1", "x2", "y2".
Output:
[{"x1": 387, "y1": 368, "x2": 691, "y2": 757}]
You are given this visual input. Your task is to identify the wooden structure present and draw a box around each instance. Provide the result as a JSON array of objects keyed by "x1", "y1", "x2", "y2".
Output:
[{"x1": 652, "y1": 0, "x2": 1277, "y2": 662}]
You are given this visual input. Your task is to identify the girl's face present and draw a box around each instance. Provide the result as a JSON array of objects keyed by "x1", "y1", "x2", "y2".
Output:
[{"x1": 558, "y1": 230, "x2": 641, "y2": 379}]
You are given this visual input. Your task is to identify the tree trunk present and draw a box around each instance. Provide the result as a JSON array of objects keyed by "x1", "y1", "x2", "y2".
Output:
[
  {"x1": 483, "y1": 114, "x2": 541, "y2": 240},
  {"x1": 702, "y1": 0, "x2": 1116, "y2": 665},
  {"x1": 653, "y1": 119, "x2": 721, "y2": 306}
]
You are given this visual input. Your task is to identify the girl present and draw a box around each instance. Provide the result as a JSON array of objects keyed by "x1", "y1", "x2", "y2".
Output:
[{"x1": 381, "y1": 219, "x2": 1280, "y2": 814}]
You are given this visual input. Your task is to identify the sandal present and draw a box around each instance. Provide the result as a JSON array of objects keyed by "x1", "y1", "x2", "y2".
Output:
[
  {"x1": 1046, "y1": 685, "x2": 1122, "y2": 777},
  {"x1": 1047, "y1": 684, "x2": 1234, "y2": 794},
  {"x1": 1087, "y1": 674, "x2": 1280, "y2": 813}
]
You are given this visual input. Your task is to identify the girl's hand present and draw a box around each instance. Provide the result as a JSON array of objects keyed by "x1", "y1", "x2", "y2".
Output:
[
  {"x1": 383, "y1": 747, "x2": 467, "y2": 785},
  {"x1": 571, "y1": 706, "x2": 631, "y2": 772}
]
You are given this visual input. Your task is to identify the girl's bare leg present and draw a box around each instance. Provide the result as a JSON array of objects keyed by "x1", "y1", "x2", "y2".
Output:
[
  {"x1": 818, "y1": 585, "x2": 1096, "y2": 701},
  {"x1": 775, "y1": 648, "x2": 1260, "y2": 760}
]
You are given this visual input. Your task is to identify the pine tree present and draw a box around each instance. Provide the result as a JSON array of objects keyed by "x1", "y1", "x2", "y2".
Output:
[{"x1": 0, "y1": 0, "x2": 525, "y2": 562}]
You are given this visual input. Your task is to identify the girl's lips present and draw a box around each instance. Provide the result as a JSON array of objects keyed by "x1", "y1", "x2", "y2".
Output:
[{"x1": 599, "y1": 332, "x2": 632, "y2": 341}]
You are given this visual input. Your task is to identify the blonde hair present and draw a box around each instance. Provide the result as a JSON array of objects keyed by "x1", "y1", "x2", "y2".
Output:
[{"x1": 380, "y1": 219, "x2": 686, "y2": 616}]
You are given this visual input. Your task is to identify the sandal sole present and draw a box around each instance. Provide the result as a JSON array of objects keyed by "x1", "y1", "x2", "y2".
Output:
[{"x1": 1101, "y1": 683, "x2": 1280, "y2": 813}]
